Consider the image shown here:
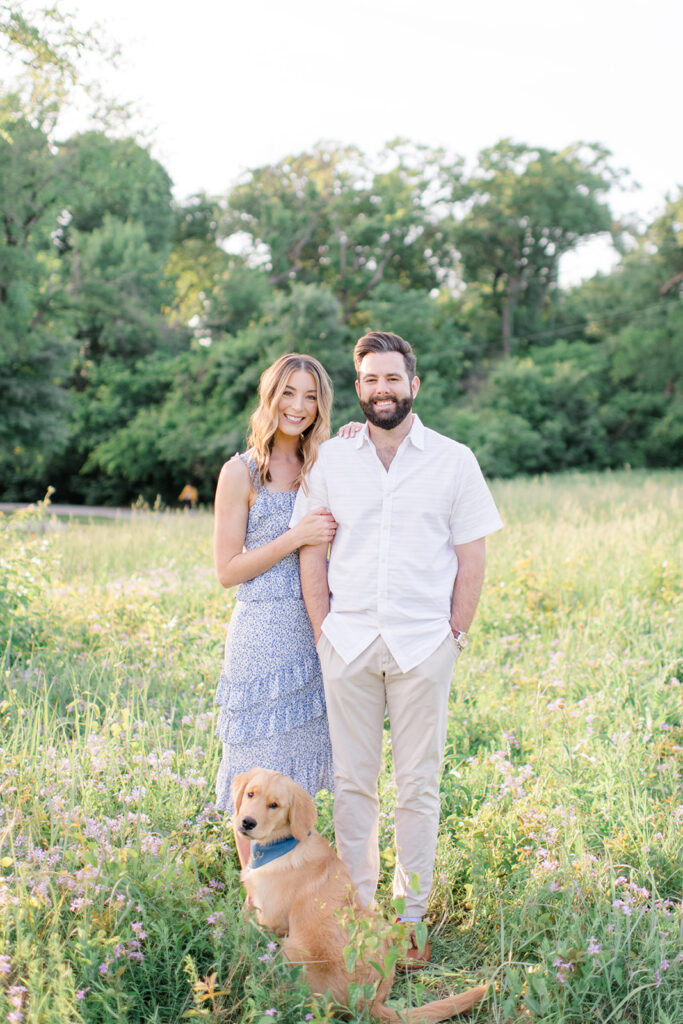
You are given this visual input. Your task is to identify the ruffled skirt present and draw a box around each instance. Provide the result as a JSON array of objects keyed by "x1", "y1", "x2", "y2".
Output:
[{"x1": 215, "y1": 596, "x2": 334, "y2": 812}]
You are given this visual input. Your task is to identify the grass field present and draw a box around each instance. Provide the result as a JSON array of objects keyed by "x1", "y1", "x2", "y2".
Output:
[{"x1": 1, "y1": 469, "x2": 681, "y2": 1023}]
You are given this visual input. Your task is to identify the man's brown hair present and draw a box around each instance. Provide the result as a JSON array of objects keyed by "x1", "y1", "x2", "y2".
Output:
[{"x1": 353, "y1": 331, "x2": 417, "y2": 379}]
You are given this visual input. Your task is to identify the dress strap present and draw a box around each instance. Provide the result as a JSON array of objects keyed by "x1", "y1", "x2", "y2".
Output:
[{"x1": 239, "y1": 452, "x2": 261, "y2": 488}]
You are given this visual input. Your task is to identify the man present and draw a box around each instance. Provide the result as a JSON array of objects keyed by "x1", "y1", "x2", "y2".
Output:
[{"x1": 290, "y1": 331, "x2": 503, "y2": 966}]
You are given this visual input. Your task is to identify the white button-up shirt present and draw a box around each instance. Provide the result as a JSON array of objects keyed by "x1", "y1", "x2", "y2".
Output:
[{"x1": 290, "y1": 415, "x2": 503, "y2": 672}]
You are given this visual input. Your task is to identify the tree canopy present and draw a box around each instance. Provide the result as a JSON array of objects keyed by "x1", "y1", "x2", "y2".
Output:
[{"x1": 0, "y1": 13, "x2": 680, "y2": 503}]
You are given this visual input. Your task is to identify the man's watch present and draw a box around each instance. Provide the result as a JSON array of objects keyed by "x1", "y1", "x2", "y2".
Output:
[{"x1": 451, "y1": 629, "x2": 468, "y2": 652}]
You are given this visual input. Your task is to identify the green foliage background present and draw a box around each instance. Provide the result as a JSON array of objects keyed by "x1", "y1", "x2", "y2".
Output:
[{"x1": 1, "y1": 12, "x2": 681, "y2": 505}]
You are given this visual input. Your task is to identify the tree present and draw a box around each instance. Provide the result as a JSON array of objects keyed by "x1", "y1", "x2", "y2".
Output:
[
  {"x1": 56, "y1": 132, "x2": 175, "y2": 253},
  {"x1": 0, "y1": 117, "x2": 74, "y2": 497},
  {"x1": 82, "y1": 283, "x2": 352, "y2": 504},
  {"x1": 64, "y1": 214, "x2": 181, "y2": 364},
  {"x1": 167, "y1": 194, "x2": 275, "y2": 340},
  {"x1": 223, "y1": 141, "x2": 462, "y2": 320},
  {"x1": 453, "y1": 140, "x2": 621, "y2": 355},
  {"x1": 1, "y1": 3, "x2": 118, "y2": 134}
]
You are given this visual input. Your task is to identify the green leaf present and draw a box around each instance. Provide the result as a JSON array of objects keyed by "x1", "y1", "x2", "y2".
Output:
[
  {"x1": 343, "y1": 945, "x2": 358, "y2": 973},
  {"x1": 414, "y1": 921, "x2": 428, "y2": 952}
]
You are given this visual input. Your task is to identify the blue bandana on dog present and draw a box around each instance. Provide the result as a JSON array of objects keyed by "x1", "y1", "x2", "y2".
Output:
[{"x1": 249, "y1": 835, "x2": 300, "y2": 869}]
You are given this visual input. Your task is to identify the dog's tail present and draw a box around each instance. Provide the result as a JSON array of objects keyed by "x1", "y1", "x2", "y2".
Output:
[{"x1": 372, "y1": 983, "x2": 488, "y2": 1023}]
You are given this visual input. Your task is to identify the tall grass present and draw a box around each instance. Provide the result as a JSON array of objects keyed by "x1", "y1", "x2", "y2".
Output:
[{"x1": 1, "y1": 469, "x2": 681, "y2": 1023}]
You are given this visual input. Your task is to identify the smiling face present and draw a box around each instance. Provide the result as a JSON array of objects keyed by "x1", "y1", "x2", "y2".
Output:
[
  {"x1": 276, "y1": 369, "x2": 318, "y2": 438},
  {"x1": 355, "y1": 351, "x2": 420, "y2": 430}
]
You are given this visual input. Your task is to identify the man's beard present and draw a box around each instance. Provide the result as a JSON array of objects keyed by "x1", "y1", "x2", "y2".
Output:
[{"x1": 359, "y1": 394, "x2": 413, "y2": 431}]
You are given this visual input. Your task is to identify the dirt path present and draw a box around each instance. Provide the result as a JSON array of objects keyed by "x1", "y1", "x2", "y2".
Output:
[{"x1": 0, "y1": 503, "x2": 163, "y2": 519}]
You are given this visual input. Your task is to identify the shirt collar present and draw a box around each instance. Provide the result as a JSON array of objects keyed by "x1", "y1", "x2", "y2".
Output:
[{"x1": 354, "y1": 413, "x2": 425, "y2": 451}]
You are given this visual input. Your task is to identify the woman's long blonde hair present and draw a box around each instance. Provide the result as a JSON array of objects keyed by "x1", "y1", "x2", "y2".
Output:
[{"x1": 246, "y1": 353, "x2": 333, "y2": 492}]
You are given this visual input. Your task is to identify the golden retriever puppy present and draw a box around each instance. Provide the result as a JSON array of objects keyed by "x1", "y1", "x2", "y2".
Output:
[{"x1": 232, "y1": 768, "x2": 487, "y2": 1023}]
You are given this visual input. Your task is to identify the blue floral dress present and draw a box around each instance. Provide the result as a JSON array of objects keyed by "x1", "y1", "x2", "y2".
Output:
[{"x1": 215, "y1": 455, "x2": 334, "y2": 813}]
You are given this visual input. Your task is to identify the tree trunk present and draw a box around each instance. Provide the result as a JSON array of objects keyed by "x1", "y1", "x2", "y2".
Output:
[{"x1": 502, "y1": 274, "x2": 524, "y2": 355}]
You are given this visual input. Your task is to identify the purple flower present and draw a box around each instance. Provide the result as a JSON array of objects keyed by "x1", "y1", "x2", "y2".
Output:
[
  {"x1": 76, "y1": 989, "x2": 90, "y2": 1000},
  {"x1": 264, "y1": 1011, "x2": 277, "y2": 1017},
  {"x1": 587, "y1": 939, "x2": 602, "y2": 955},
  {"x1": 553, "y1": 958, "x2": 575, "y2": 984},
  {"x1": 8, "y1": 986, "x2": 27, "y2": 1009},
  {"x1": 98, "y1": 963, "x2": 109, "y2": 975}
]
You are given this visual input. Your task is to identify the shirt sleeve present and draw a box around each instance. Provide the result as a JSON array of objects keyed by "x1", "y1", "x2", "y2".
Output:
[
  {"x1": 290, "y1": 453, "x2": 330, "y2": 527},
  {"x1": 449, "y1": 446, "x2": 504, "y2": 545}
]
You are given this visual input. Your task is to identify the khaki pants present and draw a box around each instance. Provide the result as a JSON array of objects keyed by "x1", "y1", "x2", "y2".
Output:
[{"x1": 317, "y1": 632, "x2": 459, "y2": 917}]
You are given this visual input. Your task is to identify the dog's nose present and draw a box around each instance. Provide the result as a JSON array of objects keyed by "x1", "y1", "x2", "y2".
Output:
[{"x1": 240, "y1": 816, "x2": 257, "y2": 832}]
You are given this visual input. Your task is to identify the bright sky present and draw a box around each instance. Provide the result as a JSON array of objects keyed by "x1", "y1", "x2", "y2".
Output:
[{"x1": 65, "y1": 0, "x2": 681, "y2": 283}]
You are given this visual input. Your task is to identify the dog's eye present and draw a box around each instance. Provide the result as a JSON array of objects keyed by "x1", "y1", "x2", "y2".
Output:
[
  {"x1": 246, "y1": 791, "x2": 254, "y2": 799},
  {"x1": 267, "y1": 801, "x2": 279, "y2": 809}
]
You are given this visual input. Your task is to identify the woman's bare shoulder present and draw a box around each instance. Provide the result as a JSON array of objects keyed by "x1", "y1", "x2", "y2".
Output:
[{"x1": 216, "y1": 454, "x2": 251, "y2": 501}]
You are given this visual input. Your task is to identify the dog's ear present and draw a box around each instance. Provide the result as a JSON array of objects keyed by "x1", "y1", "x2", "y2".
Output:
[
  {"x1": 232, "y1": 771, "x2": 252, "y2": 814},
  {"x1": 288, "y1": 782, "x2": 317, "y2": 839}
]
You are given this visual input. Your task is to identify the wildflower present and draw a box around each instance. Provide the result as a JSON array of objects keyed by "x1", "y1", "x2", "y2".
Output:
[
  {"x1": 7, "y1": 986, "x2": 27, "y2": 1009},
  {"x1": 553, "y1": 958, "x2": 574, "y2": 984},
  {"x1": 587, "y1": 939, "x2": 602, "y2": 955},
  {"x1": 258, "y1": 954, "x2": 273, "y2": 962},
  {"x1": 140, "y1": 835, "x2": 163, "y2": 855},
  {"x1": 131, "y1": 921, "x2": 147, "y2": 940},
  {"x1": 264, "y1": 1011, "x2": 277, "y2": 1017},
  {"x1": 267, "y1": 941, "x2": 278, "y2": 952},
  {"x1": 305, "y1": 1016, "x2": 314, "y2": 1021},
  {"x1": 0, "y1": 954, "x2": 11, "y2": 974},
  {"x1": 98, "y1": 963, "x2": 109, "y2": 975},
  {"x1": 75, "y1": 989, "x2": 90, "y2": 1000},
  {"x1": 502, "y1": 729, "x2": 520, "y2": 749}
]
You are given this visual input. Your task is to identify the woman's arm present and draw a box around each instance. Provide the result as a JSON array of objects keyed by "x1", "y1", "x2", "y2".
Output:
[{"x1": 213, "y1": 458, "x2": 336, "y2": 589}]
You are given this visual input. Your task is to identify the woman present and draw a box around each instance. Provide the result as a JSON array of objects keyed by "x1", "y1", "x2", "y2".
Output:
[{"x1": 213, "y1": 353, "x2": 338, "y2": 868}]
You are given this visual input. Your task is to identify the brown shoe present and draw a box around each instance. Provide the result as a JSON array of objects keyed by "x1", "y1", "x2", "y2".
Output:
[{"x1": 396, "y1": 925, "x2": 432, "y2": 972}]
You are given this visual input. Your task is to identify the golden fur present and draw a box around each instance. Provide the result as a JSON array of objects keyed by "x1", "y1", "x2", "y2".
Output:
[{"x1": 233, "y1": 768, "x2": 487, "y2": 1023}]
